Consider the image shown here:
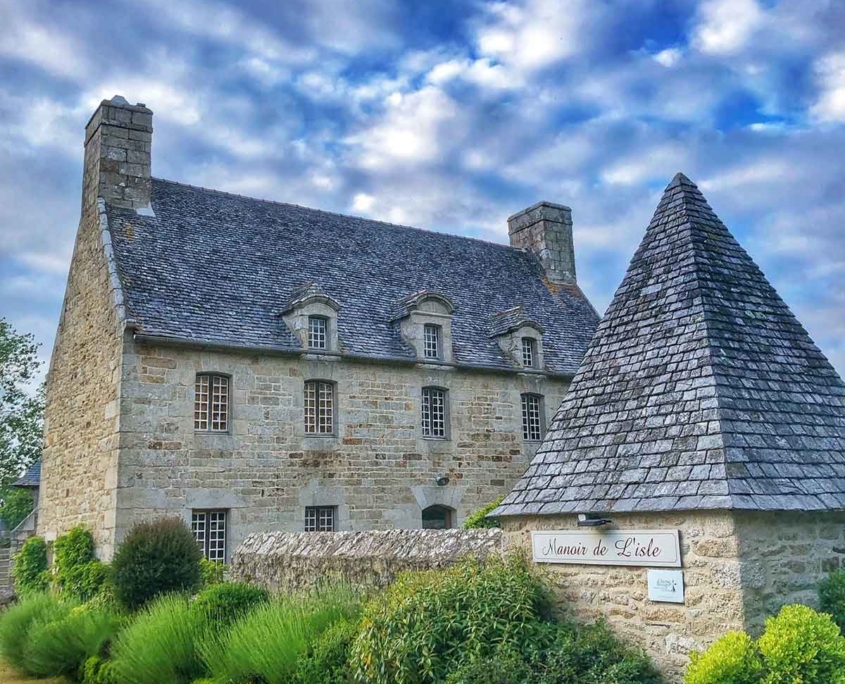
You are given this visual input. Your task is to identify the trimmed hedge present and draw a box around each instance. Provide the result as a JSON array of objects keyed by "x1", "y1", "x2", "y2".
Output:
[{"x1": 111, "y1": 518, "x2": 203, "y2": 611}]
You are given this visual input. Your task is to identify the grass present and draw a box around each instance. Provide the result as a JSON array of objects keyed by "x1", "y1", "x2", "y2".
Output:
[{"x1": 201, "y1": 585, "x2": 360, "y2": 684}]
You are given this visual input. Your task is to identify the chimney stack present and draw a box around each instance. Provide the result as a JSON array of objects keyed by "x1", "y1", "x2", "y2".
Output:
[
  {"x1": 507, "y1": 201, "x2": 576, "y2": 284},
  {"x1": 82, "y1": 95, "x2": 153, "y2": 215}
]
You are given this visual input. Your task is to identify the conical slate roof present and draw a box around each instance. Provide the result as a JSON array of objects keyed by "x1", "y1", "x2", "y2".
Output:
[{"x1": 495, "y1": 173, "x2": 845, "y2": 516}]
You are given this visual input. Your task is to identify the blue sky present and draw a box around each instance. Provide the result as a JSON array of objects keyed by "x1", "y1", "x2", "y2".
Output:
[{"x1": 1, "y1": 0, "x2": 844, "y2": 379}]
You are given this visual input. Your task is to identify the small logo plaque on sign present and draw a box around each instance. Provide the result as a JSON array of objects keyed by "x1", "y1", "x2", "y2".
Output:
[
  {"x1": 531, "y1": 530, "x2": 681, "y2": 568},
  {"x1": 647, "y1": 569, "x2": 685, "y2": 603}
]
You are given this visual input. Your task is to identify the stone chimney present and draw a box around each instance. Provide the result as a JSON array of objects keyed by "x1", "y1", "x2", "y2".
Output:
[
  {"x1": 82, "y1": 95, "x2": 153, "y2": 215},
  {"x1": 507, "y1": 201, "x2": 576, "y2": 284}
]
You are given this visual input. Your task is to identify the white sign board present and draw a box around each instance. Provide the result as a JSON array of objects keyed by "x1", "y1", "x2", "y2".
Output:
[
  {"x1": 648, "y1": 570, "x2": 685, "y2": 603},
  {"x1": 531, "y1": 529, "x2": 681, "y2": 568}
]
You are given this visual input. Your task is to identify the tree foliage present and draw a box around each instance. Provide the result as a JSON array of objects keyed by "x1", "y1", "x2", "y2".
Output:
[{"x1": 0, "y1": 317, "x2": 45, "y2": 485}]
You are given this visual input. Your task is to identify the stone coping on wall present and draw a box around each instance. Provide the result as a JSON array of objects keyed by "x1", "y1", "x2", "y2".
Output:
[{"x1": 230, "y1": 529, "x2": 504, "y2": 591}]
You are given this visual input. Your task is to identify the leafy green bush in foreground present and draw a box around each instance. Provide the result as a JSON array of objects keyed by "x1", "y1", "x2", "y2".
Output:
[
  {"x1": 202, "y1": 586, "x2": 360, "y2": 684},
  {"x1": 686, "y1": 604, "x2": 845, "y2": 684},
  {"x1": 462, "y1": 496, "x2": 504, "y2": 530},
  {"x1": 53, "y1": 526, "x2": 111, "y2": 601},
  {"x1": 819, "y1": 567, "x2": 845, "y2": 634},
  {"x1": 111, "y1": 517, "x2": 203, "y2": 611},
  {"x1": 192, "y1": 581, "x2": 270, "y2": 628},
  {"x1": 352, "y1": 555, "x2": 552, "y2": 684},
  {"x1": 294, "y1": 617, "x2": 359, "y2": 684},
  {"x1": 11, "y1": 535, "x2": 49, "y2": 595}
]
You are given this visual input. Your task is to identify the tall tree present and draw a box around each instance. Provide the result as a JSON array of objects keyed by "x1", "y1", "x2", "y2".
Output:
[{"x1": 0, "y1": 317, "x2": 45, "y2": 486}]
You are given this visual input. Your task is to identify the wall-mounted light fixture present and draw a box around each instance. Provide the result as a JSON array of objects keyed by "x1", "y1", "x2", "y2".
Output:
[
  {"x1": 435, "y1": 475, "x2": 450, "y2": 487},
  {"x1": 577, "y1": 513, "x2": 613, "y2": 527}
]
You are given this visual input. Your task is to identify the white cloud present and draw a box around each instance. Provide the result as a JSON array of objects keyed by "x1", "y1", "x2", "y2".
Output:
[
  {"x1": 0, "y1": 3, "x2": 89, "y2": 79},
  {"x1": 810, "y1": 52, "x2": 845, "y2": 123},
  {"x1": 475, "y1": 0, "x2": 595, "y2": 72},
  {"x1": 601, "y1": 144, "x2": 689, "y2": 186},
  {"x1": 692, "y1": 0, "x2": 765, "y2": 56},
  {"x1": 652, "y1": 48, "x2": 683, "y2": 68},
  {"x1": 347, "y1": 87, "x2": 460, "y2": 170},
  {"x1": 426, "y1": 57, "x2": 518, "y2": 90},
  {"x1": 352, "y1": 193, "x2": 375, "y2": 212}
]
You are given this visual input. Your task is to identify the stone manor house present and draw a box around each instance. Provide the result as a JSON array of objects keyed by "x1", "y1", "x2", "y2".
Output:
[{"x1": 34, "y1": 96, "x2": 599, "y2": 560}]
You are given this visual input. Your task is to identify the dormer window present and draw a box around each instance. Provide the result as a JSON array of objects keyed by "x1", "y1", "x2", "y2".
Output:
[
  {"x1": 423, "y1": 324, "x2": 441, "y2": 360},
  {"x1": 391, "y1": 291, "x2": 456, "y2": 364},
  {"x1": 522, "y1": 338, "x2": 537, "y2": 368},
  {"x1": 308, "y1": 316, "x2": 327, "y2": 350},
  {"x1": 281, "y1": 282, "x2": 340, "y2": 353}
]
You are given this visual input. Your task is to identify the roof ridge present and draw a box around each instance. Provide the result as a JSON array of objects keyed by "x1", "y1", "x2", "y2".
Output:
[{"x1": 150, "y1": 177, "x2": 523, "y2": 253}]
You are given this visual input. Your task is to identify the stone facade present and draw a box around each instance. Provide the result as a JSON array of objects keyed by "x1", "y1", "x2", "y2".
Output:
[
  {"x1": 112, "y1": 341, "x2": 567, "y2": 558},
  {"x1": 502, "y1": 510, "x2": 845, "y2": 681},
  {"x1": 231, "y1": 529, "x2": 503, "y2": 591},
  {"x1": 37, "y1": 95, "x2": 597, "y2": 563}
]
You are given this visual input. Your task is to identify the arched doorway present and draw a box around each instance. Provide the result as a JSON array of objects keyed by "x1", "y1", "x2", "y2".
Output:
[{"x1": 422, "y1": 504, "x2": 455, "y2": 530}]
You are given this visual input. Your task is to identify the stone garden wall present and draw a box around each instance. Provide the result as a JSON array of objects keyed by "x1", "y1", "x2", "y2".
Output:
[{"x1": 230, "y1": 528, "x2": 504, "y2": 592}]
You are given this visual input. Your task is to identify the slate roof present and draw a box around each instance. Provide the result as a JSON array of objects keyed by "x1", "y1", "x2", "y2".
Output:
[
  {"x1": 494, "y1": 173, "x2": 845, "y2": 517},
  {"x1": 14, "y1": 460, "x2": 41, "y2": 488},
  {"x1": 106, "y1": 179, "x2": 599, "y2": 375}
]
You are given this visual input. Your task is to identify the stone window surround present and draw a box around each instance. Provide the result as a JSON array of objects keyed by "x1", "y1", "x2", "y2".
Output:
[
  {"x1": 423, "y1": 323, "x2": 441, "y2": 360},
  {"x1": 283, "y1": 298, "x2": 340, "y2": 354},
  {"x1": 421, "y1": 385, "x2": 450, "y2": 440},
  {"x1": 494, "y1": 324, "x2": 545, "y2": 371},
  {"x1": 308, "y1": 315, "x2": 328, "y2": 350},
  {"x1": 304, "y1": 379, "x2": 337, "y2": 436},
  {"x1": 194, "y1": 372, "x2": 232, "y2": 433},
  {"x1": 520, "y1": 392, "x2": 545, "y2": 442},
  {"x1": 191, "y1": 508, "x2": 228, "y2": 562},
  {"x1": 396, "y1": 293, "x2": 456, "y2": 364}
]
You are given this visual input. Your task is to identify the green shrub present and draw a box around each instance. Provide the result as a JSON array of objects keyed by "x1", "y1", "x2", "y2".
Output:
[
  {"x1": 0, "y1": 593, "x2": 71, "y2": 670},
  {"x1": 294, "y1": 617, "x2": 358, "y2": 684},
  {"x1": 200, "y1": 557, "x2": 225, "y2": 587},
  {"x1": 192, "y1": 581, "x2": 269, "y2": 628},
  {"x1": 202, "y1": 586, "x2": 359, "y2": 684},
  {"x1": 444, "y1": 652, "x2": 534, "y2": 684},
  {"x1": 540, "y1": 620, "x2": 661, "y2": 683},
  {"x1": 111, "y1": 517, "x2": 203, "y2": 611},
  {"x1": 0, "y1": 487, "x2": 34, "y2": 530},
  {"x1": 352, "y1": 555, "x2": 552, "y2": 684},
  {"x1": 22, "y1": 602, "x2": 120, "y2": 679},
  {"x1": 686, "y1": 631, "x2": 764, "y2": 684},
  {"x1": 109, "y1": 593, "x2": 207, "y2": 684},
  {"x1": 53, "y1": 525, "x2": 110, "y2": 601},
  {"x1": 12, "y1": 535, "x2": 49, "y2": 595},
  {"x1": 758, "y1": 604, "x2": 845, "y2": 684},
  {"x1": 462, "y1": 496, "x2": 504, "y2": 529},
  {"x1": 819, "y1": 567, "x2": 845, "y2": 634},
  {"x1": 82, "y1": 655, "x2": 115, "y2": 684}
]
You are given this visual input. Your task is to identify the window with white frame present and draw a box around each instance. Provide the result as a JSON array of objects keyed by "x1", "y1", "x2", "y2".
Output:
[
  {"x1": 308, "y1": 316, "x2": 328, "y2": 350},
  {"x1": 522, "y1": 338, "x2": 537, "y2": 368},
  {"x1": 304, "y1": 380, "x2": 335, "y2": 435},
  {"x1": 305, "y1": 505, "x2": 336, "y2": 531},
  {"x1": 521, "y1": 393, "x2": 544, "y2": 441},
  {"x1": 423, "y1": 324, "x2": 441, "y2": 360},
  {"x1": 194, "y1": 374, "x2": 230, "y2": 432},
  {"x1": 191, "y1": 509, "x2": 227, "y2": 561},
  {"x1": 422, "y1": 387, "x2": 448, "y2": 438}
]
